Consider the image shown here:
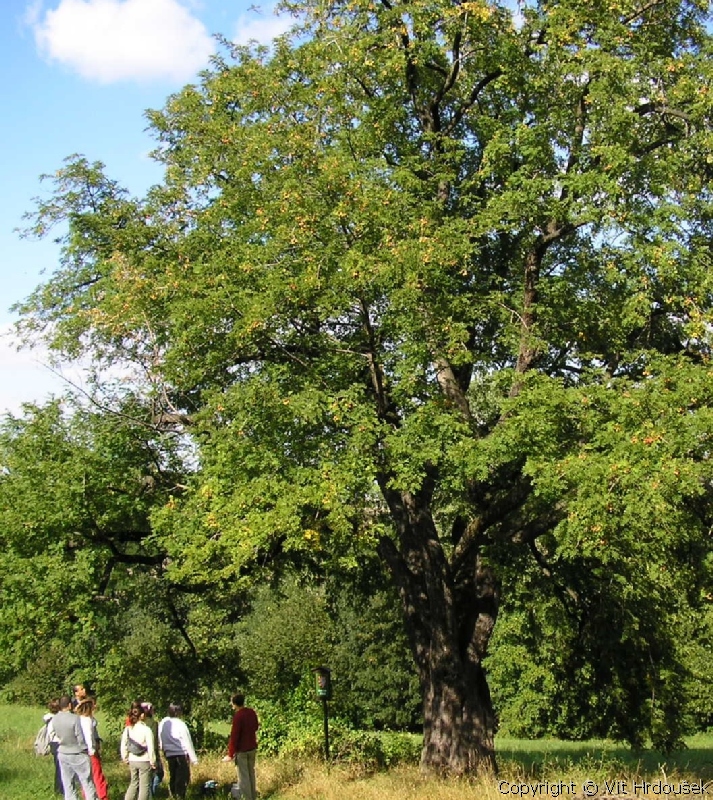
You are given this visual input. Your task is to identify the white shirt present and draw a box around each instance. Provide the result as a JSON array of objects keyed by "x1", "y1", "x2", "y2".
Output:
[
  {"x1": 120, "y1": 720, "x2": 156, "y2": 764},
  {"x1": 78, "y1": 716, "x2": 96, "y2": 756},
  {"x1": 158, "y1": 716, "x2": 198, "y2": 763}
]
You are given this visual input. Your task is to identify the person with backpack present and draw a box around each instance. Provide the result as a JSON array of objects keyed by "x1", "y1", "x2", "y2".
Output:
[
  {"x1": 36, "y1": 699, "x2": 63, "y2": 795},
  {"x1": 34, "y1": 706, "x2": 52, "y2": 756},
  {"x1": 140, "y1": 702, "x2": 164, "y2": 796}
]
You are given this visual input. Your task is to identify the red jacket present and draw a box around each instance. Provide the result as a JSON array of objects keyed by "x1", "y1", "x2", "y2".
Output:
[{"x1": 227, "y1": 707, "x2": 259, "y2": 757}]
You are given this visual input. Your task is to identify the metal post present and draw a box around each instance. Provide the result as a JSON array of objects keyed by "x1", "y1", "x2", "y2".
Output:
[
  {"x1": 322, "y1": 697, "x2": 330, "y2": 762},
  {"x1": 312, "y1": 665, "x2": 332, "y2": 764}
]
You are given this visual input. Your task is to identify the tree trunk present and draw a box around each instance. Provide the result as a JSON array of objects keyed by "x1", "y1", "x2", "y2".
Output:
[
  {"x1": 378, "y1": 485, "x2": 499, "y2": 776},
  {"x1": 421, "y1": 657, "x2": 497, "y2": 775}
]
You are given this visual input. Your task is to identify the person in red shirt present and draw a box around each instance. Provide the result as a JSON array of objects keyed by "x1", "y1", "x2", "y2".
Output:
[{"x1": 222, "y1": 694, "x2": 259, "y2": 800}]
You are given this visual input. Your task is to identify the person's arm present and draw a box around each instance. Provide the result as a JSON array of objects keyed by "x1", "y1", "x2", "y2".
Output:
[
  {"x1": 226, "y1": 712, "x2": 241, "y2": 759},
  {"x1": 92, "y1": 717, "x2": 102, "y2": 754},
  {"x1": 145, "y1": 725, "x2": 156, "y2": 768},
  {"x1": 181, "y1": 721, "x2": 198, "y2": 764},
  {"x1": 120, "y1": 727, "x2": 129, "y2": 762},
  {"x1": 79, "y1": 717, "x2": 95, "y2": 756}
]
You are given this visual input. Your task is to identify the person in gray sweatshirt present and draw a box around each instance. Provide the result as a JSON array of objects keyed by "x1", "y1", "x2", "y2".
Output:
[{"x1": 51, "y1": 695, "x2": 98, "y2": 800}]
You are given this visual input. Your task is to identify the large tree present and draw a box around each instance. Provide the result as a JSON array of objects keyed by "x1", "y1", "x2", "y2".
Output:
[{"x1": 16, "y1": 0, "x2": 713, "y2": 773}]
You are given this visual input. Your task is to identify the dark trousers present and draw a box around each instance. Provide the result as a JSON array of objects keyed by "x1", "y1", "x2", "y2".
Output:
[
  {"x1": 50, "y1": 742, "x2": 63, "y2": 795},
  {"x1": 167, "y1": 754, "x2": 190, "y2": 799}
]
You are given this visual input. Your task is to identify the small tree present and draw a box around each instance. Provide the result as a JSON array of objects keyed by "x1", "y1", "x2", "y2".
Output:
[{"x1": 0, "y1": 398, "x2": 213, "y2": 710}]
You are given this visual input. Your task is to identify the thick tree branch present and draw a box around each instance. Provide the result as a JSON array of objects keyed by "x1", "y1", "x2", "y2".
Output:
[
  {"x1": 563, "y1": 82, "x2": 591, "y2": 182},
  {"x1": 510, "y1": 221, "x2": 578, "y2": 396},
  {"x1": 634, "y1": 103, "x2": 693, "y2": 124},
  {"x1": 88, "y1": 526, "x2": 165, "y2": 566},
  {"x1": 166, "y1": 593, "x2": 200, "y2": 660},
  {"x1": 446, "y1": 70, "x2": 503, "y2": 136},
  {"x1": 434, "y1": 356, "x2": 473, "y2": 422},
  {"x1": 621, "y1": 0, "x2": 668, "y2": 25}
]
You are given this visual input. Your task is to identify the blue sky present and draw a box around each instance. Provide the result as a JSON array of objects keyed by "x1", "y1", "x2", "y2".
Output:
[{"x1": 0, "y1": 0, "x2": 290, "y2": 415}]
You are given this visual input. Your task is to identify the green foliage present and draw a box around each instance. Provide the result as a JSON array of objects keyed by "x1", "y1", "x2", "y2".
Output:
[
  {"x1": 248, "y1": 699, "x2": 297, "y2": 756},
  {"x1": 234, "y1": 574, "x2": 421, "y2": 735},
  {"x1": 486, "y1": 360, "x2": 713, "y2": 747},
  {"x1": 328, "y1": 585, "x2": 421, "y2": 731},
  {"x1": 679, "y1": 603, "x2": 713, "y2": 732},
  {"x1": 0, "y1": 398, "x2": 242, "y2": 717},
  {"x1": 94, "y1": 604, "x2": 195, "y2": 715},
  {"x1": 279, "y1": 724, "x2": 422, "y2": 770},
  {"x1": 9, "y1": 0, "x2": 713, "y2": 767},
  {"x1": 236, "y1": 579, "x2": 332, "y2": 702},
  {"x1": 488, "y1": 563, "x2": 692, "y2": 749},
  {"x1": 0, "y1": 641, "x2": 74, "y2": 705}
]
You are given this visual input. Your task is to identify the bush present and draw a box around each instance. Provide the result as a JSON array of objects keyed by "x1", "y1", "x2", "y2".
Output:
[
  {"x1": 1, "y1": 640, "x2": 75, "y2": 705},
  {"x1": 236, "y1": 573, "x2": 421, "y2": 735},
  {"x1": 279, "y1": 722, "x2": 421, "y2": 770}
]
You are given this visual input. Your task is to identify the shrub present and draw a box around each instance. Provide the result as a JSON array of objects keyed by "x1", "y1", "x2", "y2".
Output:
[{"x1": 279, "y1": 722, "x2": 421, "y2": 770}]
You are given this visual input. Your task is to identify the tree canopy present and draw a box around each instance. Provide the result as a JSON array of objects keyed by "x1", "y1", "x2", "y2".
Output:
[{"x1": 9, "y1": 0, "x2": 713, "y2": 774}]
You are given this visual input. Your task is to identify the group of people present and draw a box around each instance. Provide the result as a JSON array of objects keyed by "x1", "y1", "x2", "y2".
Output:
[
  {"x1": 42, "y1": 686, "x2": 108, "y2": 800},
  {"x1": 120, "y1": 699, "x2": 199, "y2": 800},
  {"x1": 41, "y1": 685, "x2": 260, "y2": 800}
]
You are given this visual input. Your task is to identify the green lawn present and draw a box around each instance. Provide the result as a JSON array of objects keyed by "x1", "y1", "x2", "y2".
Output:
[
  {"x1": 2, "y1": 704, "x2": 713, "y2": 800},
  {"x1": 496, "y1": 733, "x2": 713, "y2": 782}
]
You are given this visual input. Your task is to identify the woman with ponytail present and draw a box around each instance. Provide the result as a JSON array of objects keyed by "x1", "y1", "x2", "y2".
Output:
[{"x1": 120, "y1": 701, "x2": 156, "y2": 800}]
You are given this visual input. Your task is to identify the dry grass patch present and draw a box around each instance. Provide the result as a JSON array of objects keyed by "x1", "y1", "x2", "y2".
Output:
[
  {"x1": 256, "y1": 761, "x2": 501, "y2": 800},
  {"x1": 183, "y1": 754, "x2": 503, "y2": 800}
]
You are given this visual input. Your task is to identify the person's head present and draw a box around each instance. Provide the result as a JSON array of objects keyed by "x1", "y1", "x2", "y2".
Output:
[
  {"x1": 75, "y1": 699, "x2": 95, "y2": 717},
  {"x1": 48, "y1": 699, "x2": 60, "y2": 715},
  {"x1": 73, "y1": 684, "x2": 87, "y2": 700},
  {"x1": 141, "y1": 702, "x2": 154, "y2": 718},
  {"x1": 58, "y1": 695, "x2": 73, "y2": 711},
  {"x1": 231, "y1": 693, "x2": 245, "y2": 709},
  {"x1": 168, "y1": 703, "x2": 183, "y2": 718},
  {"x1": 127, "y1": 700, "x2": 145, "y2": 726}
]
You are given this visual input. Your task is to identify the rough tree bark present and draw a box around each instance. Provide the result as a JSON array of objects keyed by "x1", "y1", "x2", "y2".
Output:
[{"x1": 378, "y1": 483, "x2": 500, "y2": 775}]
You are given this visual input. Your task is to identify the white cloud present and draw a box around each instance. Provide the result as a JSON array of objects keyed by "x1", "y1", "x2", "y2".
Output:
[
  {"x1": 233, "y1": 9, "x2": 294, "y2": 46},
  {"x1": 32, "y1": 0, "x2": 215, "y2": 84}
]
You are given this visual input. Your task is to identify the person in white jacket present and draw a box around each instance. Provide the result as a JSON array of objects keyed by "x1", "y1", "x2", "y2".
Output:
[
  {"x1": 158, "y1": 704, "x2": 198, "y2": 800},
  {"x1": 120, "y1": 702, "x2": 156, "y2": 800}
]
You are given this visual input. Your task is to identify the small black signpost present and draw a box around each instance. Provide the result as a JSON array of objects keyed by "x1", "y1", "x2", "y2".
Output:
[{"x1": 312, "y1": 666, "x2": 332, "y2": 762}]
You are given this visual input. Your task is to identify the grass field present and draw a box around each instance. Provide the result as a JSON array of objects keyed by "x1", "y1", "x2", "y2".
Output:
[{"x1": 2, "y1": 704, "x2": 713, "y2": 800}]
